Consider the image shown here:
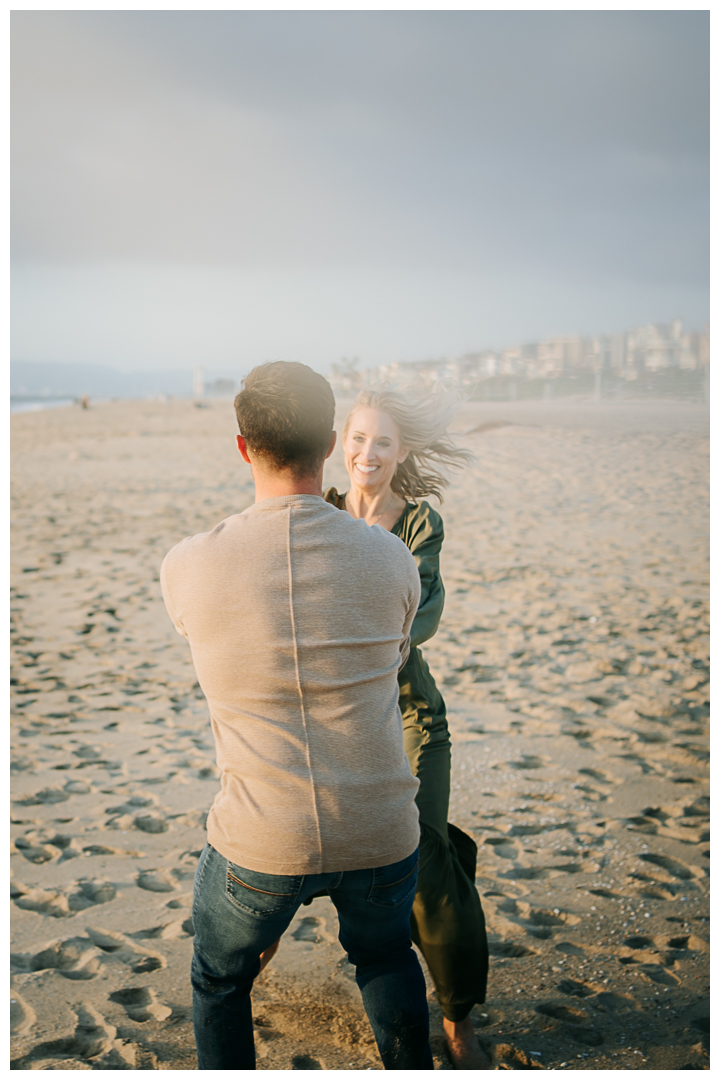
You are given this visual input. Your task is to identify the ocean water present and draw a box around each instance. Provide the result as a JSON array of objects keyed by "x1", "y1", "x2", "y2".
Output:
[{"x1": 11, "y1": 397, "x2": 77, "y2": 414}]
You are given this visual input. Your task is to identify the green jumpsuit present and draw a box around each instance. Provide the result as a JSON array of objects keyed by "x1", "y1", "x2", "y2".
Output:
[{"x1": 325, "y1": 490, "x2": 489, "y2": 1021}]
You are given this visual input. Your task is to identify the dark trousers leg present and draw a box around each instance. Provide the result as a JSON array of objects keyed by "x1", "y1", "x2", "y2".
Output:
[
  {"x1": 191, "y1": 845, "x2": 302, "y2": 1069},
  {"x1": 331, "y1": 855, "x2": 433, "y2": 1070},
  {"x1": 410, "y1": 823, "x2": 489, "y2": 1022}
]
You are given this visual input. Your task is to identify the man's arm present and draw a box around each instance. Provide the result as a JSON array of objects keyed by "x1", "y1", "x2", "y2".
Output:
[{"x1": 160, "y1": 553, "x2": 188, "y2": 638}]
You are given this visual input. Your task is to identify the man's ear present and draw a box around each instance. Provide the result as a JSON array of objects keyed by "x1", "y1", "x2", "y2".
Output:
[
  {"x1": 325, "y1": 431, "x2": 338, "y2": 459},
  {"x1": 237, "y1": 435, "x2": 252, "y2": 464}
]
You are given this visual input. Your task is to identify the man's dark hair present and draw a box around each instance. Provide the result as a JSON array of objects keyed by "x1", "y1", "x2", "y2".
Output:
[{"x1": 234, "y1": 361, "x2": 335, "y2": 475}]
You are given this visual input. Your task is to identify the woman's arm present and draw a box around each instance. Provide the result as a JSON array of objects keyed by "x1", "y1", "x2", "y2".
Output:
[{"x1": 406, "y1": 508, "x2": 445, "y2": 648}]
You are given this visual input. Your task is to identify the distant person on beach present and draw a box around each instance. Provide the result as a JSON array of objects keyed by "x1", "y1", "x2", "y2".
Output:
[
  {"x1": 161, "y1": 361, "x2": 433, "y2": 1071},
  {"x1": 324, "y1": 386, "x2": 491, "y2": 1070}
]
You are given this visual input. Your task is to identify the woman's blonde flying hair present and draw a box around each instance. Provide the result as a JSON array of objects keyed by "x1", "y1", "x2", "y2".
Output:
[{"x1": 343, "y1": 383, "x2": 473, "y2": 503}]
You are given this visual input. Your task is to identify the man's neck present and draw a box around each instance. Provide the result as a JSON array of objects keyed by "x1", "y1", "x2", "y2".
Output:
[{"x1": 252, "y1": 469, "x2": 324, "y2": 503}]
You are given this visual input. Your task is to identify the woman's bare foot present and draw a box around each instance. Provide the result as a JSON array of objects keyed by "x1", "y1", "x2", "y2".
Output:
[
  {"x1": 258, "y1": 939, "x2": 280, "y2": 973},
  {"x1": 443, "y1": 1015, "x2": 493, "y2": 1069}
]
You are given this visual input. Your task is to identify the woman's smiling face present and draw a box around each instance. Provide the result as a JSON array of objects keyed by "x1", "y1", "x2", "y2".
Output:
[{"x1": 343, "y1": 407, "x2": 408, "y2": 493}]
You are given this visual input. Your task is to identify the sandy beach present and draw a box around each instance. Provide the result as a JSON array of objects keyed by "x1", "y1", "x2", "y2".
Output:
[{"x1": 11, "y1": 395, "x2": 709, "y2": 1071}]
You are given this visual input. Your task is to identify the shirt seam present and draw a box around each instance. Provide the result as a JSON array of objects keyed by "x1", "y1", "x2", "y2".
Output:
[{"x1": 285, "y1": 505, "x2": 324, "y2": 869}]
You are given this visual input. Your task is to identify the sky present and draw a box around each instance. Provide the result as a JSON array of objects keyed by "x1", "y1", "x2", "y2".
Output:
[{"x1": 11, "y1": 10, "x2": 710, "y2": 374}]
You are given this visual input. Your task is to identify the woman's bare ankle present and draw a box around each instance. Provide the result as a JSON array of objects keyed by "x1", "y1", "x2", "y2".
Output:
[{"x1": 442, "y1": 1015, "x2": 492, "y2": 1069}]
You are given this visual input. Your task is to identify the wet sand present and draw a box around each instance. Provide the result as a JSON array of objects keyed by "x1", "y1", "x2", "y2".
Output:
[{"x1": 11, "y1": 396, "x2": 709, "y2": 1070}]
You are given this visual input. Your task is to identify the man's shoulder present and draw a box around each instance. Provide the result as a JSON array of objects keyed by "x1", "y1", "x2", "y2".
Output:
[
  {"x1": 314, "y1": 504, "x2": 413, "y2": 568},
  {"x1": 319, "y1": 496, "x2": 418, "y2": 569},
  {"x1": 326, "y1": 505, "x2": 409, "y2": 548},
  {"x1": 162, "y1": 514, "x2": 244, "y2": 567}
]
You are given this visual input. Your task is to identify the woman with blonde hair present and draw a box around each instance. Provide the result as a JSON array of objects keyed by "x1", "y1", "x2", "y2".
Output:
[{"x1": 324, "y1": 384, "x2": 491, "y2": 1069}]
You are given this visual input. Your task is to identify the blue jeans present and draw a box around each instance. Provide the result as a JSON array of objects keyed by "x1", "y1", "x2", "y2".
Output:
[{"x1": 191, "y1": 843, "x2": 433, "y2": 1070}]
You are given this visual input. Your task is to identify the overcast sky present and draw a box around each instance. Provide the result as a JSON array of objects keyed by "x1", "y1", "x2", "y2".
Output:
[{"x1": 11, "y1": 10, "x2": 709, "y2": 373}]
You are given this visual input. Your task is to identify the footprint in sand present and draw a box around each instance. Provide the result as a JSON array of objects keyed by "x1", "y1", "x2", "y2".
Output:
[
  {"x1": 62, "y1": 780, "x2": 95, "y2": 795},
  {"x1": 507, "y1": 823, "x2": 555, "y2": 837},
  {"x1": 561, "y1": 725, "x2": 594, "y2": 742},
  {"x1": 14, "y1": 886, "x2": 72, "y2": 918},
  {"x1": 104, "y1": 793, "x2": 158, "y2": 816},
  {"x1": 12, "y1": 936, "x2": 102, "y2": 980},
  {"x1": 626, "y1": 806, "x2": 706, "y2": 844},
  {"x1": 487, "y1": 940, "x2": 537, "y2": 958},
  {"x1": 130, "y1": 956, "x2": 165, "y2": 974},
  {"x1": 82, "y1": 843, "x2": 144, "y2": 857},
  {"x1": 661, "y1": 933, "x2": 709, "y2": 955},
  {"x1": 516, "y1": 903, "x2": 581, "y2": 930},
  {"x1": 630, "y1": 875, "x2": 680, "y2": 900},
  {"x1": 132, "y1": 918, "x2": 192, "y2": 940},
  {"x1": 253, "y1": 1019, "x2": 285, "y2": 1060},
  {"x1": 536, "y1": 1001, "x2": 588, "y2": 1024},
  {"x1": 484, "y1": 837, "x2": 520, "y2": 860},
  {"x1": 556, "y1": 977, "x2": 595, "y2": 998},
  {"x1": 493, "y1": 897, "x2": 521, "y2": 914},
  {"x1": 17, "y1": 829, "x2": 85, "y2": 863},
  {"x1": 567, "y1": 1026, "x2": 605, "y2": 1046},
  {"x1": 573, "y1": 783, "x2": 610, "y2": 802},
  {"x1": 73, "y1": 745, "x2": 105, "y2": 761},
  {"x1": 69, "y1": 880, "x2": 117, "y2": 910},
  {"x1": 683, "y1": 795, "x2": 710, "y2": 818},
  {"x1": 490, "y1": 1043, "x2": 543, "y2": 1070},
  {"x1": 18, "y1": 785, "x2": 71, "y2": 807},
  {"x1": 12, "y1": 875, "x2": 116, "y2": 917},
  {"x1": 622, "y1": 933, "x2": 655, "y2": 949},
  {"x1": 639, "y1": 852, "x2": 704, "y2": 881},
  {"x1": 85, "y1": 926, "x2": 166, "y2": 973},
  {"x1": 170, "y1": 864, "x2": 197, "y2": 883},
  {"x1": 137, "y1": 869, "x2": 176, "y2": 893},
  {"x1": 10, "y1": 992, "x2": 37, "y2": 1035},
  {"x1": 506, "y1": 754, "x2": 550, "y2": 771},
  {"x1": 639, "y1": 964, "x2": 681, "y2": 985},
  {"x1": 553, "y1": 942, "x2": 585, "y2": 957},
  {"x1": 11, "y1": 1003, "x2": 137, "y2": 1070},
  {"x1": 14, "y1": 836, "x2": 63, "y2": 864},
  {"x1": 133, "y1": 813, "x2": 169, "y2": 834},
  {"x1": 291, "y1": 1053, "x2": 326, "y2": 1069},
  {"x1": 70, "y1": 1002, "x2": 137, "y2": 1066},
  {"x1": 166, "y1": 892, "x2": 193, "y2": 910},
  {"x1": 593, "y1": 990, "x2": 640, "y2": 1013},
  {"x1": 292, "y1": 916, "x2": 332, "y2": 944},
  {"x1": 109, "y1": 986, "x2": 172, "y2": 1022},
  {"x1": 11, "y1": 756, "x2": 37, "y2": 774}
]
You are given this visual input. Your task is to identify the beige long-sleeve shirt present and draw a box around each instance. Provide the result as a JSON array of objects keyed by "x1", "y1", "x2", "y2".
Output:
[{"x1": 160, "y1": 494, "x2": 421, "y2": 875}]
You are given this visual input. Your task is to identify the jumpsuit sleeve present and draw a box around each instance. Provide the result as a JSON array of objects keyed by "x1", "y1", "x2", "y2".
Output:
[{"x1": 406, "y1": 507, "x2": 445, "y2": 648}]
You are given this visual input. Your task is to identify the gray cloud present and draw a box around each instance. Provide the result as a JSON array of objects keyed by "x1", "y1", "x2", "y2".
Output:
[{"x1": 11, "y1": 11, "x2": 709, "y2": 368}]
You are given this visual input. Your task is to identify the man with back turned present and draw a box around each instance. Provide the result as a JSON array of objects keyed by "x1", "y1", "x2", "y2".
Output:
[{"x1": 161, "y1": 361, "x2": 433, "y2": 1070}]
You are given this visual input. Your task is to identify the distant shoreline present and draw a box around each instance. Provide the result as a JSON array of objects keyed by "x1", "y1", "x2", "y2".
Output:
[
  {"x1": 10, "y1": 397, "x2": 77, "y2": 414},
  {"x1": 10, "y1": 394, "x2": 241, "y2": 414}
]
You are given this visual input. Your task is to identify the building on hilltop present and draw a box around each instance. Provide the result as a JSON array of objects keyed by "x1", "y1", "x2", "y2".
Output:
[
  {"x1": 335, "y1": 319, "x2": 709, "y2": 394},
  {"x1": 625, "y1": 319, "x2": 691, "y2": 373},
  {"x1": 535, "y1": 336, "x2": 582, "y2": 377}
]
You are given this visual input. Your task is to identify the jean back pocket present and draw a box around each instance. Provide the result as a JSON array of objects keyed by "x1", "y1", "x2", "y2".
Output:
[
  {"x1": 225, "y1": 862, "x2": 304, "y2": 917},
  {"x1": 367, "y1": 849, "x2": 420, "y2": 908}
]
